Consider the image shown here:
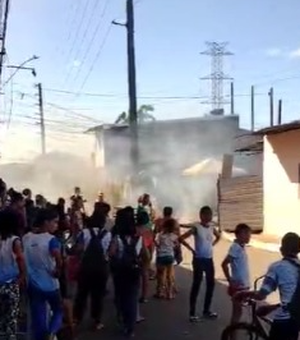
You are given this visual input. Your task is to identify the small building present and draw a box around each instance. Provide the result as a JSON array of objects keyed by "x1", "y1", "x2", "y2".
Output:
[
  {"x1": 255, "y1": 121, "x2": 300, "y2": 237},
  {"x1": 218, "y1": 120, "x2": 300, "y2": 237}
]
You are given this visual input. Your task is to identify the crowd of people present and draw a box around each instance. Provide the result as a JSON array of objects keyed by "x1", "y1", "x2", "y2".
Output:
[{"x1": 0, "y1": 178, "x2": 300, "y2": 340}]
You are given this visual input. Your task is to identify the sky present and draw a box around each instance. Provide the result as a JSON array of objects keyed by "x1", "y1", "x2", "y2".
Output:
[{"x1": 1, "y1": 0, "x2": 300, "y2": 162}]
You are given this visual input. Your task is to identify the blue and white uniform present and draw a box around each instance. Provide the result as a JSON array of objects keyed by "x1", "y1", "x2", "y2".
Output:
[
  {"x1": 0, "y1": 236, "x2": 19, "y2": 284},
  {"x1": 228, "y1": 241, "x2": 250, "y2": 288},
  {"x1": 77, "y1": 228, "x2": 112, "y2": 255},
  {"x1": 260, "y1": 258, "x2": 300, "y2": 320},
  {"x1": 23, "y1": 232, "x2": 60, "y2": 292}
]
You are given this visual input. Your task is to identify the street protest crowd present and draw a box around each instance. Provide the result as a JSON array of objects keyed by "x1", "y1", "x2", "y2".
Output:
[{"x1": 0, "y1": 178, "x2": 300, "y2": 340}]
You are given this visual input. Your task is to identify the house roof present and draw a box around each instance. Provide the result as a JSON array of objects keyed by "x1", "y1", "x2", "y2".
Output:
[
  {"x1": 234, "y1": 132, "x2": 263, "y2": 153},
  {"x1": 253, "y1": 120, "x2": 300, "y2": 136},
  {"x1": 86, "y1": 114, "x2": 240, "y2": 133}
]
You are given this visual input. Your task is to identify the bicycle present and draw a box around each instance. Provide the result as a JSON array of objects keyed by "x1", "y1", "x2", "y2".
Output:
[{"x1": 221, "y1": 276, "x2": 276, "y2": 340}]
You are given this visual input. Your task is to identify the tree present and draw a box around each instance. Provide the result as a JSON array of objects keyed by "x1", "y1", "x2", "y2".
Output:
[{"x1": 114, "y1": 104, "x2": 155, "y2": 124}]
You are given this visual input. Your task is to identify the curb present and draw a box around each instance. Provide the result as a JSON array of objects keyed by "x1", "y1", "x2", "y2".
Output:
[{"x1": 222, "y1": 232, "x2": 280, "y2": 253}]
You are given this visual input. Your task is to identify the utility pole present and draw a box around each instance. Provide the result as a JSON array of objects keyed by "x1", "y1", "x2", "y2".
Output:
[
  {"x1": 37, "y1": 83, "x2": 46, "y2": 155},
  {"x1": 251, "y1": 85, "x2": 255, "y2": 131},
  {"x1": 0, "y1": 0, "x2": 10, "y2": 83},
  {"x1": 126, "y1": 0, "x2": 138, "y2": 171},
  {"x1": 278, "y1": 99, "x2": 282, "y2": 125},
  {"x1": 230, "y1": 82, "x2": 234, "y2": 115},
  {"x1": 268, "y1": 87, "x2": 274, "y2": 127}
]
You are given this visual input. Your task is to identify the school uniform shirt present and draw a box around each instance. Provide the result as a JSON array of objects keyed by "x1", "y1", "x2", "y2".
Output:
[
  {"x1": 77, "y1": 228, "x2": 112, "y2": 255},
  {"x1": 104, "y1": 218, "x2": 114, "y2": 232},
  {"x1": 23, "y1": 232, "x2": 61, "y2": 292},
  {"x1": 115, "y1": 235, "x2": 143, "y2": 258},
  {"x1": 0, "y1": 236, "x2": 20, "y2": 284},
  {"x1": 260, "y1": 258, "x2": 300, "y2": 320},
  {"x1": 193, "y1": 223, "x2": 214, "y2": 259},
  {"x1": 228, "y1": 241, "x2": 250, "y2": 288},
  {"x1": 156, "y1": 233, "x2": 178, "y2": 258}
]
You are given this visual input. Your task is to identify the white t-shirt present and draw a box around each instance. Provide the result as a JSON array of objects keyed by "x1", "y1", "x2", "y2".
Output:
[
  {"x1": 260, "y1": 258, "x2": 300, "y2": 320},
  {"x1": 156, "y1": 233, "x2": 178, "y2": 258},
  {"x1": 228, "y1": 241, "x2": 250, "y2": 288},
  {"x1": 104, "y1": 218, "x2": 114, "y2": 232},
  {"x1": 193, "y1": 223, "x2": 214, "y2": 259},
  {"x1": 79, "y1": 228, "x2": 112, "y2": 254},
  {"x1": 115, "y1": 235, "x2": 143, "y2": 258}
]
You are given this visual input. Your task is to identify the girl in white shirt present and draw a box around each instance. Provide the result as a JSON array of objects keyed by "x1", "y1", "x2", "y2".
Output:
[{"x1": 155, "y1": 218, "x2": 178, "y2": 300}]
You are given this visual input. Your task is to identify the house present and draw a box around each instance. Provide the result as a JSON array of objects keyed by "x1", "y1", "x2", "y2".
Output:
[
  {"x1": 218, "y1": 120, "x2": 300, "y2": 237},
  {"x1": 254, "y1": 121, "x2": 300, "y2": 237},
  {"x1": 87, "y1": 115, "x2": 256, "y2": 218}
]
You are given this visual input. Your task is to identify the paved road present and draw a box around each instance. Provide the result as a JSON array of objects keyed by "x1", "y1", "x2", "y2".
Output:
[{"x1": 77, "y1": 239, "x2": 280, "y2": 340}]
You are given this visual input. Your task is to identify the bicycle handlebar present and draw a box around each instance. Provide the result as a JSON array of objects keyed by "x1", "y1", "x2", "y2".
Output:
[{"x1": 254, "y1": 275, "x2": 265, "y2": 291}]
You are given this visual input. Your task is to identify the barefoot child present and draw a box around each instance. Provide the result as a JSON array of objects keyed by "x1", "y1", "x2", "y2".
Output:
[{"x1": 221, "y1": 223, "x2": 251, "y2": 325}]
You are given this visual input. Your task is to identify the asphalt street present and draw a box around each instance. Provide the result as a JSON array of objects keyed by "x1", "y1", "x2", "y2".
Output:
[{"x1": 77, "y1": 239, "x2": 280, "y2": 340}]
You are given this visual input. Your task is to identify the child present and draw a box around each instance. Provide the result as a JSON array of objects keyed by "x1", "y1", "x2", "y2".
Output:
[
  {"x1": 155, "y1": 218, "x2": 178, "y2": 299},
  {"x1": 180, "y1": 206, "x2": 221, "y2": 321},
  {"x1": 221, "y1": 223, "x2": 251, "y2": 325},
  {"x1": 236, "y1": 232, "x2": 300, "y2": 340},
  {"x1": 136, "y1": 211, "x2": 154, "y2": 303}
]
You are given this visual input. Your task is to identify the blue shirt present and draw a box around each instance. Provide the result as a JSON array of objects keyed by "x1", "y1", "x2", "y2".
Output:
[
  {"x1": 0, "y1": 236, "x2": 20, "y2": 284},
  {"x1": 260, "y1": 258, "x2": 300, "y2": 320},
  {"x1": 228, "y1": 241, "x2": 250, "y2": 288},
  {"x1": 23, "y1": 232, "x2": 61, "y2": 292}
]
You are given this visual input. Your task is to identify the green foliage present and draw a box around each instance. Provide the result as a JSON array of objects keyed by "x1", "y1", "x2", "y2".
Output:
[{"x1": 114, "y1": 104, "x2": 155, "y2": 124}]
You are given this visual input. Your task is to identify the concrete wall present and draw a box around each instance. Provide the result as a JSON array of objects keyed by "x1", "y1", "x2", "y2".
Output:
[{"x1": 263, "y1": 129, "x2": 300, "y2": 236}]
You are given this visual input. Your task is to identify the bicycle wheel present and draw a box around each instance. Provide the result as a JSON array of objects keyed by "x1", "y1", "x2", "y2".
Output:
[{"x1": 221, "y1": 322, "x2": 268, "y2": 340}]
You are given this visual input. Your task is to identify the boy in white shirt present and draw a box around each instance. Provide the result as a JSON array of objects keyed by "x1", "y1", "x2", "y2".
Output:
[
  {"x1": 221, "y1": 223, "x2": 251, "y2": 325},
  {"x1": 236, "y1": 232, "x2": 300, "y2": 340}
]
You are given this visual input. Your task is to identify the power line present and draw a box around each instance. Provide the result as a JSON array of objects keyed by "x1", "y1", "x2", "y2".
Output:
[
  {"x1": 70, "y1": 0, "x2": 110, "y2": 87},
  {"x1": 42, "y1": 87, "x2": 268, "y2": 100},
  {"x1": 62, "y1": 0, "x2": 93, "y2": 87},
  {"x1": 76, "y1": 23, "x2": 112, "y2": 92},
  {"x1": 63, "y1": 0, "x2": 102, "y2": 87}
]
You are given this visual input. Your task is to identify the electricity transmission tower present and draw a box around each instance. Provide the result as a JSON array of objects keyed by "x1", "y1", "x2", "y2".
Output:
[{"x1": 201, "y1": 42, "x2": 233, "y2": 114}]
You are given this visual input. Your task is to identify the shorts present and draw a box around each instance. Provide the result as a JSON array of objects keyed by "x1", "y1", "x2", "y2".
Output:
[{"x1": 156, "y1": 256, "x2": 174, "y2": 266}]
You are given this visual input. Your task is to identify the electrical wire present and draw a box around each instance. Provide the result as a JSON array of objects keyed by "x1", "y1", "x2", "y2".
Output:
[
  {"x1": 62, "y1": 0, "x2": 96, "y2": 87},
  {"x1": 63, "y1": 0, "x2": 102, "y2": 87},
  {"x1": 70, "y1": 0, "x2": 110, "y2": 86},
  {"x1": 76, "y1": 23, "x2": 113, "y2": 93}
]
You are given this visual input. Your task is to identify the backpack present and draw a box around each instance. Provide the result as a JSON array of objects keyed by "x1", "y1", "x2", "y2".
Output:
[
  {"x1": 118, "y1": 236, "x2": 141, "y2": 281},
  {"x1": 80, "y1": 228, "x2": 107, "y2": 274},
  {"x1": 284, "y1": 258, "x2": 300, "y2": 329}
]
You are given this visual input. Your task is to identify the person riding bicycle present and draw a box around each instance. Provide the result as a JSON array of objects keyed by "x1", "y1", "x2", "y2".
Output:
[{"x1": 235, "y1": 232, "x2": 300, "y2": 340}]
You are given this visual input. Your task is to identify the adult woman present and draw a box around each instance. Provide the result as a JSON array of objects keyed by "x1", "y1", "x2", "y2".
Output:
[
  {"x1": 23, "y1": 208, "x2": 63, "y2": 340},
  {"x1": 109, "y1": 207, "x2": 144, "y2": 337},
  {"x1": 0, "y1": 209, "x2": 26, "y2": 339}
]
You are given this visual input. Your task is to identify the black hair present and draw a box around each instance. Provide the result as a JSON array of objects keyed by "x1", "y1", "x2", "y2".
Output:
[
  {"x1": 199, "y1": 206, "x2": 212, "y2": 215},
  {"x1": 0, "y1": 209, "x2": 21, "y2": 239},
  {"x1": 114, "y1": 207, "x2": 136, "y2": 238},
  {"x1": 234, "y1": 223, "x2": 251, "y2": 236},
  {"x1": 281, "y1": 232, "x2": 300, "y2": 256},
  {"x1": 163, "y1": 218, "x2": 176, "y2": 234},
  {"x1": 88, "y1": 202, "x2": 107, "y2": 230},
  {"x1": 22, "y1": 188, "x2": 32, "y2": 196},
  {"x1": 10, "y1": 191, "x2": 24, "y2": 205},
  {"x1": 136, "y1": 211, "x2": 150, "y2": 226},
  {"x1": 163, "y1": 206, "x2": 173, "y2": 217},
  {"x1": 57, "y1": 197, "x2": 65, "y2": 205},
  {"x1": 33, "y1": 207, "x2": 58, "y2": 229}
]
